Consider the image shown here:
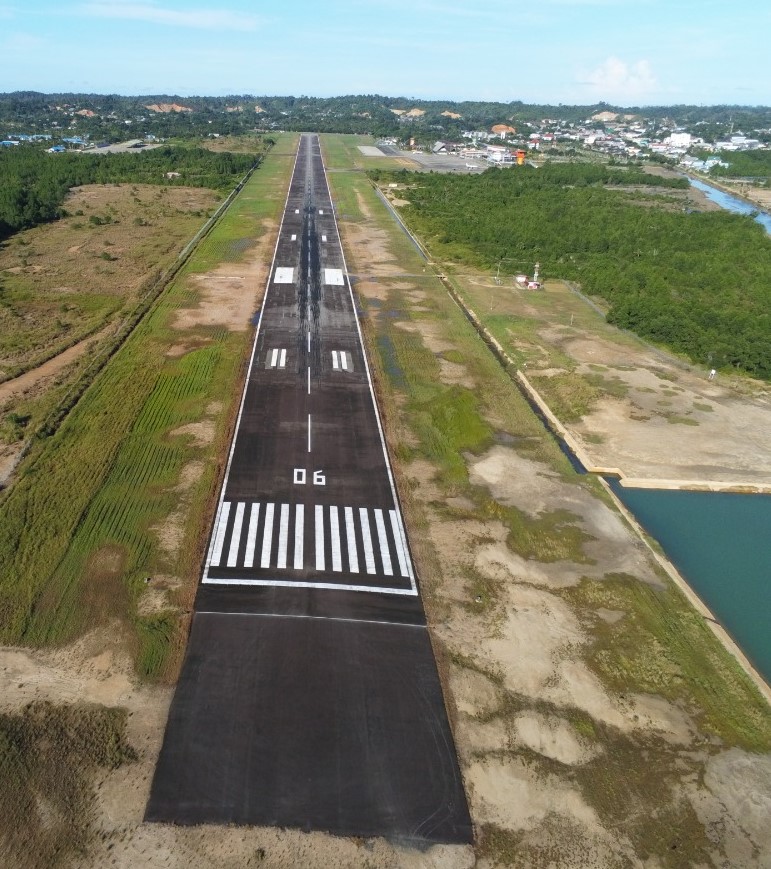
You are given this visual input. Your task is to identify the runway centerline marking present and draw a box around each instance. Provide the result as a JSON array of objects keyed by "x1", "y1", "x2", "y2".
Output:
[{"x1": 307, "y1": 414, "x2": 312, "y2": 452}]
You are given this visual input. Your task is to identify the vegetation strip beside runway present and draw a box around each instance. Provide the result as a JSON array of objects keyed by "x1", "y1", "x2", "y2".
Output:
[{"x1": 0, "y1": 135, "x2": 298, "y2": 681}]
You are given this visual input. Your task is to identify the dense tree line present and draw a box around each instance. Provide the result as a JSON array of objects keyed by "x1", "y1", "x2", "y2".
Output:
[
  {"x1": 710, "y1": 149, "x2": 771, "y2": 179},
  {"x1": 0, "y1": 146, "x2": 259, "y2": 241},
  {"x1": 372, "y1": 164, "x2": 771, "y2": 379}
]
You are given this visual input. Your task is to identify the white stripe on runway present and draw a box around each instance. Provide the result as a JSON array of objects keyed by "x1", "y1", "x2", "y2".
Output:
[
  {"x1": 324, "y1": 268, "x2": 344, "y2": 285},
  {"x1": 374, "y1": 508, "x2": 393, "y2": 576},
  {"x1": 344, "y1": 506, "x2": 359, "y2": 573},
  {"x1": 261, "y1": 502, "x2": 275, "y2": 568},
  {"x1": 307, "y1": 414, "x2": 312, "y2": 452},
  {"x1": 341, "y1": 351, "x2": 350, "y2": 371},
  {"x1": 307, "y1": 366, "x2": 311, "y2": 394},
  {"x1": 279, "y1": 348, "x2": 286, "y2": 368},
  {"x1": 321, "y1": 234, "x2": 327, "y2": 242},
  {"x1": 244, "y1": 503, "x2": 260, "y2": 568},
  {"x1": 315, "y1": 505, "x2": 325, "y2": 571},
  {"x1": 389, "y1": 509, "x2": 409, "y2": 578},
  {"x1": 227, "y1": 502, "x2": 245, "y2": 567},
  {"x1": 210, "y1": 501, "x2": 231, "y2": 566},
  {"x1": 274, "y1": 267, "x2": 294, "y2": 283},
  {"x1": 332, "y1": 350, "x2": 339, "y2": 370},
  {"x1": 294, "y1": 504, "x2": 304, "y2": 569},
  {"x1": 330, "y1": 506, "x2": 342, "y2": 572},
  {"x1": 291, "y1": 233, "x2": 296, "y2": 241},
  {"x1": 277, "y1": 503, "x2": 289, "y2": 569},
  {"x1": 295, "y1": 208, "x2": 300, "y2": 214},
  {"x1": 270, "y1": 348, "x2": 278, "y2": 368},
  {"x1": 359, "y1": 508, "x2": 376, "y2": 574}
]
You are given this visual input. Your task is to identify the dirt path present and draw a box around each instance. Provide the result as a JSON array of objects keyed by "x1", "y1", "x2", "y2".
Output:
[{"x1": 0, "y1": 325, "x2": 114, "y2": 405}]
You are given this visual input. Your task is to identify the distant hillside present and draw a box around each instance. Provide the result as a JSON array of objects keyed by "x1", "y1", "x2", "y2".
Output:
[{"x1": 2, "y1": 92, "x2": 770, "y2": 143}]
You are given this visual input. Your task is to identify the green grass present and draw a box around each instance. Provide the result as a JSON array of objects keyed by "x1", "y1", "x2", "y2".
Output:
[
  {"x1": 528, "y1": 371, "x2": 603, "y2": 422},
  {"x1": 0, "y1": 135, "x2": 297, "y2": 680},
  {"x1": 563, "y1": 573, "x2": 771, "y2": 751}
]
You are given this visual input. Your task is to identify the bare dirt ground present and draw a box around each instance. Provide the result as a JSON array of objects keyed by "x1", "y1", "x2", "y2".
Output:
[
  {"x1": 0, "y1": 324, "x2": 115, "y2": 407},
  {"x1": 532, "y1": 288, "x2": 771, "y2": 489}
]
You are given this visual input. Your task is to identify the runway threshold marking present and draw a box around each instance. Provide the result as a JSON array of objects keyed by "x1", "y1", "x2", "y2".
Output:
[
  {"x1": 244, "y1": 504, "x2": 260, "y2": 567},
  {"x1": 206, "y1": 500, "x2": 414, "y2": 589},
  {"x1": 294, "y1": 504, "x2": 304, "y2": 569}
]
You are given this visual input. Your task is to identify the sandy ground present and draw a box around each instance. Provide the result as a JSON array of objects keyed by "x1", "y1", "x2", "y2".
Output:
[
  {"x1": 454, "y1": 274, "x2": 771, "y2": 489},
  {"x1": 556, "y1": 324, "x2": 771, "y2": 488}
]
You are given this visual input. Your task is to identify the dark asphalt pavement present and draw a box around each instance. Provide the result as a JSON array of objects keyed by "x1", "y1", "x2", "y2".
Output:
[{"x1": 145, "y1": 134, "x2": 472, "y2": 844}]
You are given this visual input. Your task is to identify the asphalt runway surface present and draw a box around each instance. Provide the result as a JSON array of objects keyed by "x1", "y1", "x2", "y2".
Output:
[{"x1": 145, "y1": 134, "x2": 472, "y2": 844}]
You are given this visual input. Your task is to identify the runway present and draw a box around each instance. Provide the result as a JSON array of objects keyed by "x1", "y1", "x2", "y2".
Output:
[{"x1": 145, "y1": 134, "x2": 472, "y2": 843}]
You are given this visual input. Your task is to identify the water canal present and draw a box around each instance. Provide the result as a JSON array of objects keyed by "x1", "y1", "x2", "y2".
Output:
[
  {"x1": 687, "y1": 176, "x2": 771, "y2": 235},
  {"x1": 607, "y1": 483, "x2": 771, "y2": 685}
]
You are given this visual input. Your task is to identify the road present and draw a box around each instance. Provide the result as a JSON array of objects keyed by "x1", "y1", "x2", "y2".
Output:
[{"x1": 145, "y1": 134, "x2": 472, "y2": 844}]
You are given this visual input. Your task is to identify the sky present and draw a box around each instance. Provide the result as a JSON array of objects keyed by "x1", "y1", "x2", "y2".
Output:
[{"x1": 0, "y1": 0, "x2": 769, "y2": 107}]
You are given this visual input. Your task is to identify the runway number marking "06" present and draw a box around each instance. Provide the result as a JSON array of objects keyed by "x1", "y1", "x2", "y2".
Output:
[{"x1": 293, "y1": 469, "x2": 326, "y2": 485}]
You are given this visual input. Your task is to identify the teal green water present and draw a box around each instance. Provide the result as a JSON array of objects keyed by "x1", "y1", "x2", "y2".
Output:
[{"x1": 608, "y1": 483, "x2": 771, "y2": 684}]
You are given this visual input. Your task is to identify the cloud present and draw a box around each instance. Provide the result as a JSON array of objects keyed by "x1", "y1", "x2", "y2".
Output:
[
  {"x1": 580, "y1": 56, "x2": 657, "y2": 99},
  {"x1": 79, "y1": 1, "x2": 260, "y2": 31},
  {"x1": 1, "y1": 32, "x2": 47, "y2": 51}
]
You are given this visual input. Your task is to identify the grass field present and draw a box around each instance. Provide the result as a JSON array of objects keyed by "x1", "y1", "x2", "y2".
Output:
[
  {"x1": 0, "y1": 185, "x2": 220, "y2": 380},
  {"x1": 0, "y1": 133, "x2": 298, "y2": 681}
]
